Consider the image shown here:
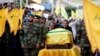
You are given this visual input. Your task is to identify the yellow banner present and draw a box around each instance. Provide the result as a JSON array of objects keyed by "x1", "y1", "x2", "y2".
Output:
[
  {"x1": 7, "y1": 9, "x2": 15, "y2": 33},
  {"x1": 83, "y1": 0, "x2": 100, "y2": 52},
  {"x1": 38, "y1": 46, "x2": 80, "y2": 56},
  {"x1": 76, "y1": 9, "x2": 83, "y2": 19},
  {"x1": 13, "y1": 9, "x2": 20, "y2": 35},
  {"x1": 55, "y1": 0, "x2": 60, "y2": 16},
  {"x1": 7, "y1": 9, "x2": 19, "y2": 35},
  {"x1": 71, "y1": 10, "x2": 76, "y2": 19},
  {"x1": 61, "y1": 5, "x2": 68, "y2": 19},
  {"x1": 0, "y1": 9, "x2": 7, "y2": 37}
]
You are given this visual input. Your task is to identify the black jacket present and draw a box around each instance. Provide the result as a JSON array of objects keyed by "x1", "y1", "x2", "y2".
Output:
[{"x1": 61, "y1": 26, "x2": 72, "y2": 32}]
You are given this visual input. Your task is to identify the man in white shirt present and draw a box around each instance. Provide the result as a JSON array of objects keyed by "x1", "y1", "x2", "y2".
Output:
[{"x1": 69, "y1": 19, "x2": 80, "y2": 40}]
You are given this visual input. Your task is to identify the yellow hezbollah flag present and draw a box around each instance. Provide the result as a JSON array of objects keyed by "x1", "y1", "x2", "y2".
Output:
[
  {"x1": 7, "y1": 9, "x2": 19, "y2": 35},
  {"x1": 13, "y1": 9, "x2": 20, "y2": 35},
  {"x1": 55, "y1": 0, "x2": 60, "y2": 16},
  {"x1": 61, "y1": 5, "x2": 68, "y2": 19},
  {"x1": 83, "y1": 0, "x2": 100, "y2": 52},
  {"x1": 71, "y1": 10, "x2": 76, "y2": 19},
  {"x1": 7, "y1": 9, "x2": 15, "y2": 33},
  {"x1": 76, "y1": 9, "x2": 83, "y2": 19},
  {"x1": 0, "y1": 9, "x2": 6, "y2": 37}
]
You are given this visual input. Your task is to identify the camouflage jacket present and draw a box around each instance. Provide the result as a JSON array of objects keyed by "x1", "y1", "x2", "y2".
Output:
[
  {"x1": 75, "y1": 21, "x2": 91, "y2": 56},
  {"x1": 20, "y1": 22, "x2": 48, "y2": 48}
]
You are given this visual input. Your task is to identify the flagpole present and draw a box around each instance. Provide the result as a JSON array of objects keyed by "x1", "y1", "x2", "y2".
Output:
[
  {"x1": 20, "y1": 0, "x2": 22, "y2": 8},
  {"x1": 51, "y1": 0, "x2": 54, "y2": 14},
  {"x1": 26, "y1": 0, "x2": 28, "y2": 6},
  {"x1": 60, "y1": 0, "x2": 62, "y2": 17}
]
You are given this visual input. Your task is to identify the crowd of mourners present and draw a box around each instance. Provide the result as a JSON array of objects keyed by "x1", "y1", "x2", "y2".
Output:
[{"x1": 0, "y1": 2, "x2": 95, "y2": 56}]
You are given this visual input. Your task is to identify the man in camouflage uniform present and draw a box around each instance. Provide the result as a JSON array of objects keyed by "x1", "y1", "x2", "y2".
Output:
[
  {"x1": 40, "y1": 17, "x2": 49, "y2": 49},
  {"x1": 20, "y1": 14, "x2": 46, "y2": 56},
  {"x1": 75, "y1": 20, "x2": 92, "y2": 56}
]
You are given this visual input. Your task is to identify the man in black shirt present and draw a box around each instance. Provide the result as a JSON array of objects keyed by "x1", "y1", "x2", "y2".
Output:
[{"x1": 61, "y1": 20, "x2": 72, "y2": 32}]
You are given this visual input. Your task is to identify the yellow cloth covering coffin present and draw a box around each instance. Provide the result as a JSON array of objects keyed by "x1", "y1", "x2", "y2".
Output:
[
  {"x1": 38, "y1": 28, "x2": 80, "y2": 56},
  {"x1": 38, "y1": 46, "x2": 80, "y2": 56},
  {"x1": 46, "y1": 28, "x2": 73, "y2": 45}
]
